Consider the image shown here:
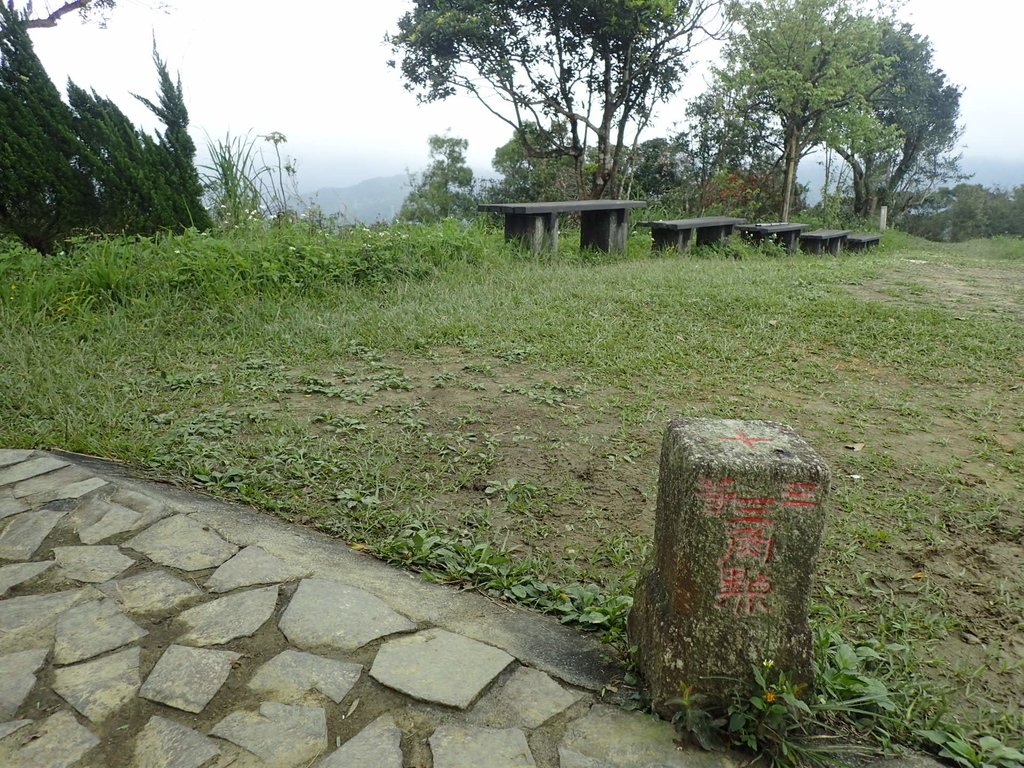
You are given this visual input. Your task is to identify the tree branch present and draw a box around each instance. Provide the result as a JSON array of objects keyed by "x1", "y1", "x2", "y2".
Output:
[{"x1": 23, "y1": 0, "x2": 94, "y2": 29}]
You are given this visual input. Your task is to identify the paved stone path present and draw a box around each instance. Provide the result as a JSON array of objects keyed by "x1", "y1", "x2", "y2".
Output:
[{"x1": 0, "y1": 449, "x2": 937, "y2": 768}]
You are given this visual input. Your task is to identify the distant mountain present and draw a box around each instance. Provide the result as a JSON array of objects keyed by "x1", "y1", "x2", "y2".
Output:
[{"x1": 300, "y1": 174, "x2": 410, "y2": 225}]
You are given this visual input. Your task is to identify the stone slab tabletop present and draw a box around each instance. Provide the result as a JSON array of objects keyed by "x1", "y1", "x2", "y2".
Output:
[{"x1": 0, "y1": 448, "x2": 942, "y2": 768}]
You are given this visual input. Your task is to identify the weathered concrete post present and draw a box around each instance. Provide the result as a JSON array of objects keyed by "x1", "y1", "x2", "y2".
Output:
[{"x1": 628, "y1": 418, "x2": 831, "y2": 714}]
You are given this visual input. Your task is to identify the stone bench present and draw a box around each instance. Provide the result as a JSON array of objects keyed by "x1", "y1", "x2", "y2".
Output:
[
  {"x1": 478, "y1": 200, "x2": 647, "y2": 253},
  {"x1": 636, "y1": 216, "x2": 747, "y2": 253},
  {"x1": 846, "y1": 233, "x2": 882, "y2": 251},
  {"x1": 799, "y1": 229, "x2": 851, "y2": 255},
  {"x1": 736, "y1": 222, "x2": 807, "y2": 253}
]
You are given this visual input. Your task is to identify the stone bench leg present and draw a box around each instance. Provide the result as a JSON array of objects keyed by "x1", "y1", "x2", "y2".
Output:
[
  {"x1": 651, "y1": 229, "x2": 694, "y2": 253},
  {"x1": 505, "y1": 213, "x2": 558, "y2": 252},
  {"x1": 580, "y1": 208, "x2": 628, "y2": 252},
  {"x1": 828, "y1": 237, "x2": 845, "y2": 255},
  {"x1": 695, "y1": 225, "x2": 729, "y2": 247}
]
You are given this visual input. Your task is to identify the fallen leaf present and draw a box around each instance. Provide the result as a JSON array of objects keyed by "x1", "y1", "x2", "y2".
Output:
[
  {"x1": 911, "y1": 572, "x2": 925, "y2": 580},
  {"x1": 343, "y1": 698, "x2": 360, "y2": 719}
]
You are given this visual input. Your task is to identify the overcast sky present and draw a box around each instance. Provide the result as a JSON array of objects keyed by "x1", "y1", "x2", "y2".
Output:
[{"x1": 25, "y1": 0, "x2": 1024, "y2": 191}]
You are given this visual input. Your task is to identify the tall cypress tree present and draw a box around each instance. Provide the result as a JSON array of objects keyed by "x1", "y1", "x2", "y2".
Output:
[
  {"x1": 1, "y1": 9, "x2": 210, "y2": 251},
  {"x1": 133, "y1": 44, "x2": 212, "y2": 231},
  {"x1": 0, "y1": 4, "x2": 91, "y2": 252},
  {"x1": 68, "y1": 83, "x2": 156, "y2": 234}
]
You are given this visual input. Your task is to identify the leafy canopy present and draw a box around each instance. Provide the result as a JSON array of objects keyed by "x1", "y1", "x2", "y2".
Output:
[{"x1": 390, "y1": 0, "x2": 724, "y2": 199}]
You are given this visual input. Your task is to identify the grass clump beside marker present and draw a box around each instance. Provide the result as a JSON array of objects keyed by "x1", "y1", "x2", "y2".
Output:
[{"x1": 0, "y1": 221, "x2": 1021, "y2": 766}]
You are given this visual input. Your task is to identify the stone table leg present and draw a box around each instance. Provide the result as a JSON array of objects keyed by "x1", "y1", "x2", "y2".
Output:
[
  {"x1": 504, "y1": 213, "x2": 558, "y2": 252},
  {"x1": 580, "y1": 208, "x2": 629, "y2": 252}
]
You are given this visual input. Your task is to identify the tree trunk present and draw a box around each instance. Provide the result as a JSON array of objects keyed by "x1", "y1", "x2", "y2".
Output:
[{"x1": 781, "y1": 127, "x2": 800, "y2": 222}]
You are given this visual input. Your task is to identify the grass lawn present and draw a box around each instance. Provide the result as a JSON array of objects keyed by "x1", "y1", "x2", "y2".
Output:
[{"x1": 1, "y1": 223, "x2": 1022, "y2": 758}]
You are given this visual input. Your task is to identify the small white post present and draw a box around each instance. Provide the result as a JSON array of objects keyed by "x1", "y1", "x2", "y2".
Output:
[{"x1": 879, "y1": 206, "x2": 888, "y2": 231}]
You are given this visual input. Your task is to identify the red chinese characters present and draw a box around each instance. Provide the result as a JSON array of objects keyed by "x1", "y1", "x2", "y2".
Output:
[
  {"x1": 717, "y1": 568, "x2": 772, "y2": 615},
  {"x1": 698, "y1": 478, "x2": 818, "y2": 617}
]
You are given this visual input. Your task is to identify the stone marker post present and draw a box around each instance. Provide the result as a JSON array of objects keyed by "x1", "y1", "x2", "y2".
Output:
[{"x1": 628, "y1": 418, "x2": 831, "y2": 714}]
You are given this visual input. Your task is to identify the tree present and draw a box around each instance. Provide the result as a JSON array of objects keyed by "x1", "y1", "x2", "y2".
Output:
[
  {"x1": 389, "y1": 0, "x2": 724, "y2": 200},
  {"x1": 715, "y1": 0, "x2": 885, "y2": 220},
  {"x1": 399, "y1": 134, "x2": 477, "y2": 223},
  {"x1": 830, "y1": 21, "x2": 964, "y2": 219},
  {"x1": 0, "y1": 6, "x2": 209, "y2": 251},
  {"x1": 133, "y1": 43, "x2": 213, "y2": 231},
  {"x1": 484, "y1": 126, "x2": 578, "y2": 203},
  {"x1": 67, "y1": 82, "x2": 169, "y2": 234},
  {"x1": 6, "y1": 0, "x2": 117, "y2": 29},
  {"x1": 902, "y1": 184, "x2": 1024, "y2": 242},
  {"x1": 0, "y1": 3, "x2": 92, "y2": 251}
]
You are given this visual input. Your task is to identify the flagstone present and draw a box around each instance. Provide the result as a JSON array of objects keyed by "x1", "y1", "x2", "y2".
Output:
[
  {"x1": 53, "y1": 598, "x2": 147, "y2": 665},
  {"x1": 124, "y1": 514, "x2": 237, "y2": 571},
  {"x1": 133, "y1": 716, "x2": 219, "y2": 768},
  {"x1": 53, "y1": 545, "x2": 135, "y2": 583},
  {"x1": 430, "y1": 725, "x2": 536, "y2": 768},
  {"x1": 319, "y1": 715, "x2": 403, "y2": 768},
  {"x1": 0, "y1": 588, "x2": 99, "y2": 654},
  {"x1": 0, "y1": 561, "x2": 53, "y2": 596},
  {"x1": 0, "y1": 649, "x2": 48, "y2": 720},
  {"x1": 140, "y1": 645, "x2": 240, "y2": 714},
  {"x1": 78, "y1": 502, "x2": 144, "y2": 544},
  {"x1": 211, "y1": 702, "x2": 327, "y2": 767},
  {"x1": 52, "y1": 647, "x2": 140, "y2": 722},
  {"x1": 248, "y1": 649, "x2": 362, "y2": 704},
  {"x1": 279, "y1": 578, "x2": 415, "y2": 652},
  {"x1": 176, "y1": 585, "x2": 278, "y2": 646},
  {"x1": 206, "y1": 545, "x2": 309, "y2": 593},
  {"x1": 12, "y1": 465, "x2": 94, "y2": 498},
  {"x1": 0, "y1": 456, "x2": 69, "y2": 488},
  {"x1": 370, "y1": 629, "x2": 514, "y2": 710},
  {"x1": 0, "y1": 509, "x2": 65, "y2": 561},
  {"x1": 0, "y1": 450, "x2": 33, "y2": 469},
  {"x1": 0, "y1": 710, "x2": 99, "y2": 768},
  {"x1": 100, "y1": 569, "x2": 205, "y2": 615},
  {"x1": 0, "y1": 492, "x2": 29, "y2": 521}
]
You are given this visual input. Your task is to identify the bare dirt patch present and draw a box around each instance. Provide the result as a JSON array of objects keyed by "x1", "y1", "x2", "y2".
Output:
[
  {"x1": 847, "y1": 258, "x2": 1024, "y2": 321},
  {"x1": 282, "y1": 348, "x2": 656, "y2": 577}
]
